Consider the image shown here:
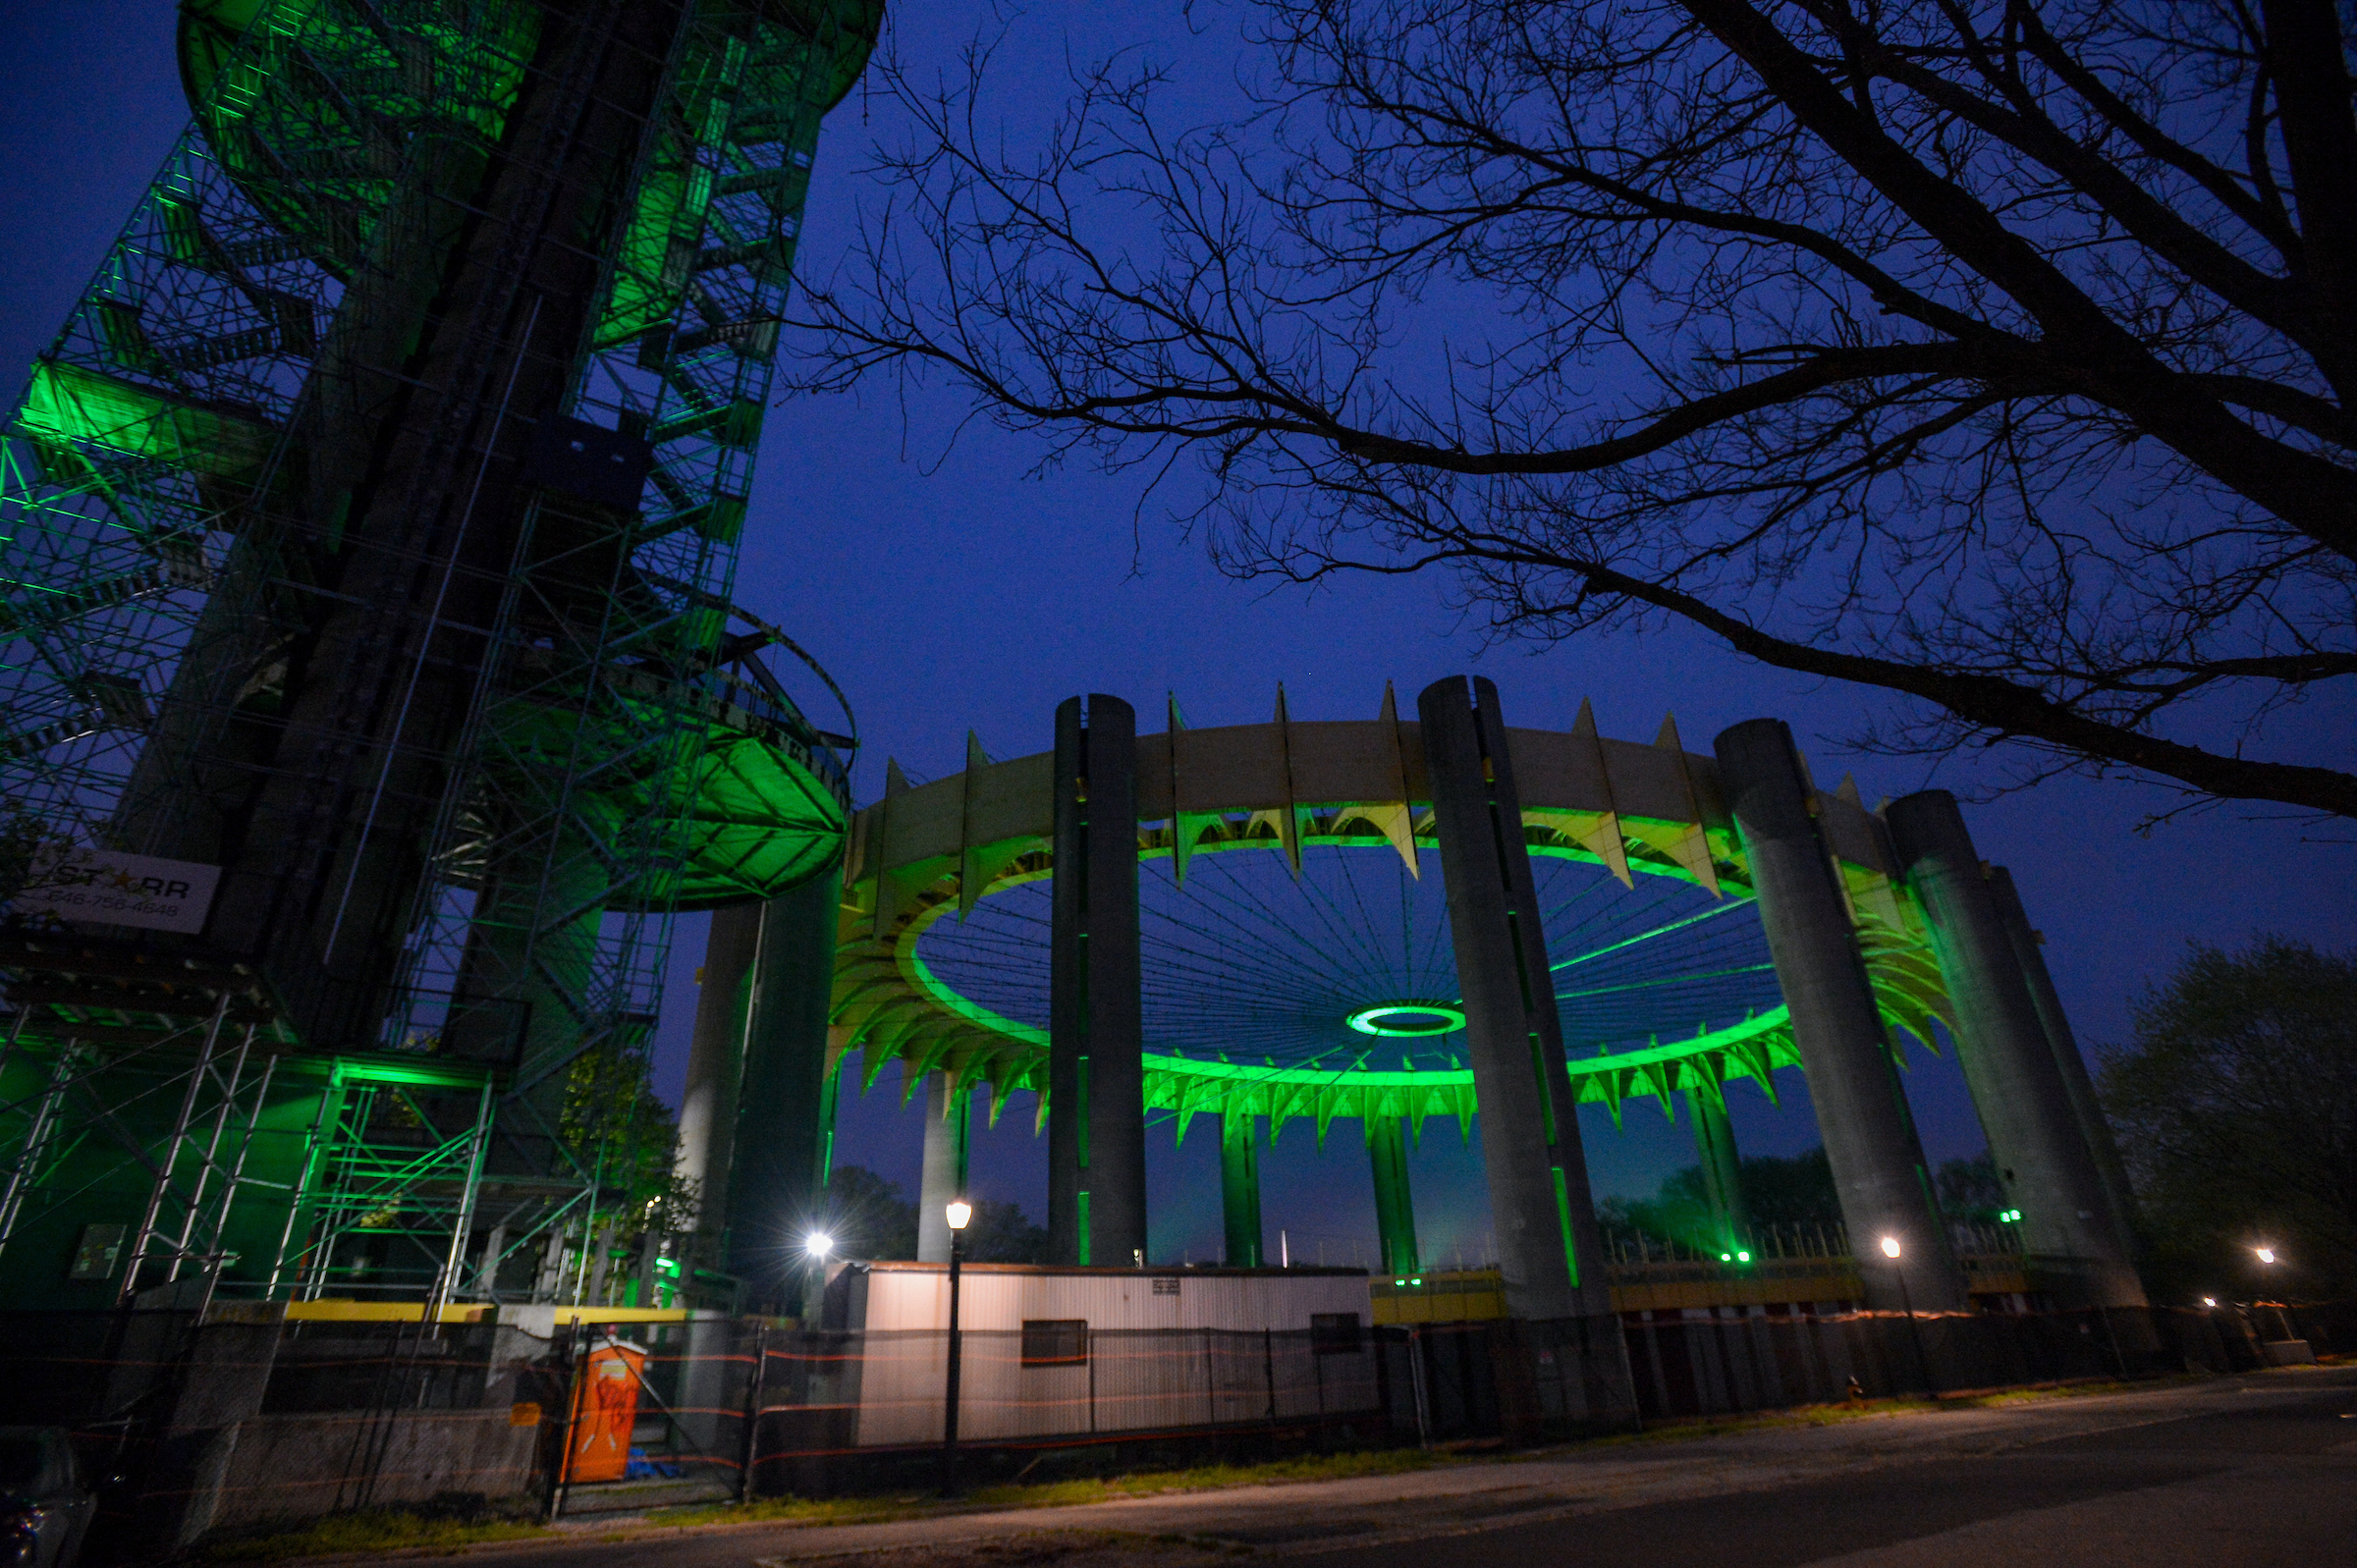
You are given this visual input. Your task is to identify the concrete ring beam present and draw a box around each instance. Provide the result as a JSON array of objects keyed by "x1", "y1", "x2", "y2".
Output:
[{"x1": 828, "y1": 689, "x2": 1953, "y2": 1135}]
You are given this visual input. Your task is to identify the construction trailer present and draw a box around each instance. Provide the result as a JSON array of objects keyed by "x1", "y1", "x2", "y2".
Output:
[{"x1": 818, "y1": 1263, "x2": 1385, "y2": 1448}]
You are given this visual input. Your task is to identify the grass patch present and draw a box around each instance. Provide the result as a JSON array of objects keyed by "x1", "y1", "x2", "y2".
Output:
[
  {"x1": 200, "y1": 1508, "x2": 553, "y2": 1563},
  {"x1": 962, "y1": 1446, "x2": 1448, "y2": 1507},
  {"x1": 641, "y1": 1493, "x2": 942, "y2": 1530},
  {"x1": 641, "y1": 1449, "x2": 1449, "y2": 1532},
  {"x1": 1577, "y1": 1373, "x2": 2196, "y2": 1451},
  {"x1": 1580, "y1": 1397, "x2": 1943, "y2": 1448}
]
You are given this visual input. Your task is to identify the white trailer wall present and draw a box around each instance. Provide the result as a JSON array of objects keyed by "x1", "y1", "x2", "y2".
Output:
[{"x1": 836, "y1": 1266, "x2": 1381, "y2": 1447}]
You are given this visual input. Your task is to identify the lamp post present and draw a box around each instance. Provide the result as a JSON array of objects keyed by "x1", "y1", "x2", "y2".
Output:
[
  {"x1": 2252, "y1": 1246, "x2": 2295, "y2": 1341},
  {"x1": 1881, "y1": 1235, "x2": 1937, "y2": 1396},
  {"x1": 802, "y1": 1229, "x2": 834, "y2": 1323},
  {"x1": 940, "y1": 1197, "x2": 972, "y2": 1497}
]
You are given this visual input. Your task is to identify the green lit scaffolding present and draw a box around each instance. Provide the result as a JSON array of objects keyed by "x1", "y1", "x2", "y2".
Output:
[{"x1": 0, "y1": 0, "x2": 871, "y2": 1311}]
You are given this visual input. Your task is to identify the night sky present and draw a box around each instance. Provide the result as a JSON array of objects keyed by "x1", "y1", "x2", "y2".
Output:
[{"x1": 5, "y1": 2, "x2": 2351, "y2": 1270}]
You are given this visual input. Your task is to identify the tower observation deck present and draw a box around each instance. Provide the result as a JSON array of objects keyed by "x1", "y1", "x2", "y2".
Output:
[{"x1": 0, "y1": 0, "x2": 876, "y2": 1312}]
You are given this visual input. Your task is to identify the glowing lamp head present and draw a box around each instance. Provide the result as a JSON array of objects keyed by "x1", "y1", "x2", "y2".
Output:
[
  {"x1": 1880, "y1": 1236, "x2": 1903, "y2": 1260},
  {"x1": 2203, "y1": 1297, "x2": 2219, "y2": 1308},
  {"x1": 805, "y1": 1230, "x2": 834, "y2": 1260},
  {"x1": 946, "y1": 1199, "x2": 973, "y2": 1232},
  {"x1": 2255, "y1": 1246, "x2": 2276, "y2": 1265}
]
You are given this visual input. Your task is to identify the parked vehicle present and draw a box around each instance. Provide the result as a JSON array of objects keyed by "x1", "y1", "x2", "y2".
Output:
[{"x1": 0, "y1": 1429, "x2": 93, "y2": 1568}]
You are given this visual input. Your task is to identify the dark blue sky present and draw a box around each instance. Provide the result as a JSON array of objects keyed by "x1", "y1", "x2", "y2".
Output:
[{"x1": 5, "y1": 2, "x2": 2351, "y2": 1268}]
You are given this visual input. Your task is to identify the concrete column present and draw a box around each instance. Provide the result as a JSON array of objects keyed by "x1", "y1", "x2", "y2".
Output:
[
  {"x1": 1048, "y1": 695, "x2": 1147, "y2": 1267},
  {"x1": 1711, "y1": 720, "x2": 1966, "y2": 1311},
  {"x1": 1368, "y1": 1117, "x2": 1420, "y2": 1275},
  {"x1": 1685, "y1": 1087, "x2": 1751, "y2": 1256},
  {"x1": 1884, "y1": 793, "x2": 2145, "y2": 1308},
  {"x1": 723, "y1": 861, "x2": 843, "y2": 1309},
  {"x1": 1220, "y1": 1111, "x2": 1263, "y2": 1267},
  {"x1": 916, "y1": 1072, "x2": 972, "y2": 1264},
  {"x1": 679, "y1": 905, "x2": 763, "y2": 1236},
  {"x1": 1987, "y1": 865, "x2": 2141, "y2": 1250},
  {"x1": 1418, "y1": 676, "x2": 1616, "y2": 1323}
]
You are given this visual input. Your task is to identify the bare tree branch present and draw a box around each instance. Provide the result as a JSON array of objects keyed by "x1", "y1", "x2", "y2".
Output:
[{"x1": 789, "y1": 0, "x2": 2357, "y2": 819}]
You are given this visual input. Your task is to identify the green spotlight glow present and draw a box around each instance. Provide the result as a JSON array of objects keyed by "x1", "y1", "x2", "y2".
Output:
[{"x1": 1346, "y1": 1001, "x2": 1468, "y2": 1038}]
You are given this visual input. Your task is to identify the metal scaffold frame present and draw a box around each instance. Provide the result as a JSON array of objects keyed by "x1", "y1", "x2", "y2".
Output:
[
  {"x1": 276, "y1": 1060, "x2": 493, "y2": 1312},
  {"x1": 0, "y1": 990, "x2": 274, "y2": 1308},
  {"x1": 0, "y1": 0, "x2": 869, "y2": 1312}
]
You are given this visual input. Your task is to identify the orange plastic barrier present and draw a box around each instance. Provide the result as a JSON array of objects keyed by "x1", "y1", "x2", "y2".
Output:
[{"x1": 564, "y1": 1340, "x2": 646, "y2": 1483}]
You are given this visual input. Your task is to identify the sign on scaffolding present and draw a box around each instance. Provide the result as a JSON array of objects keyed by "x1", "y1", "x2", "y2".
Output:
[{"x1": 13, "y1": 849, "x2": 220, "y2": 934}]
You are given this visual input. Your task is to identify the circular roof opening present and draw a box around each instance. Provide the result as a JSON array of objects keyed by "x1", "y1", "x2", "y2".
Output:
[{"x1": 1345, "y1": 1001, "x2": 1467, "y2": 1038}]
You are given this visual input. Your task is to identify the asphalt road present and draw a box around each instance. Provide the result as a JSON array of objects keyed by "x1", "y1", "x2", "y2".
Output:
[
  {"x1": 410, "y1": 1370, "x2": 2357, "y2": 1568},
  {"x1": 1292, "y1": 1379, "x2": 2357, "y2": 1568}
]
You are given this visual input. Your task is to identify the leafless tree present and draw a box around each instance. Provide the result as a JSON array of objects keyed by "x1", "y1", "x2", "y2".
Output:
[{"x1": 790, "y1": 0, "x2": 2357, "y2": 819}]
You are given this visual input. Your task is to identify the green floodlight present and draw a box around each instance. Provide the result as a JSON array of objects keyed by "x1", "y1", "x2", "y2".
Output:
[
  {"x1": 1720, "y1": 1252, "x2": 1731, "y2": 1262},
  {"x1": 1346, "y1": 1001, "x2": 1469, "y2": 1038},
  {"x1": 2000, "y1": 1208, "x2": 2022, "y2": 1222},
  {"x1": 1736, "y1": 1250, "x2": 1752, "y2": 1264},
  {"x1": 1411, "y1": 1276, "x2": 1423, "y2": 1286}
]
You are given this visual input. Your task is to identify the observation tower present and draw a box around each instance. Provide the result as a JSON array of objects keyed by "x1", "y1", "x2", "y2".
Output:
[{"x1": 0, "y1": 0, "x2": 875, "y2": 1313}]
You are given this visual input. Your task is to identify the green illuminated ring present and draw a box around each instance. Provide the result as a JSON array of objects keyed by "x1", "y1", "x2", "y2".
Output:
[
  {"x1": 833, "y1": 707, "x2": 1957, "y2": 1128},
  {"x1": 1345, "y1": 1001, "x2": 1467, "y2": 1038}
]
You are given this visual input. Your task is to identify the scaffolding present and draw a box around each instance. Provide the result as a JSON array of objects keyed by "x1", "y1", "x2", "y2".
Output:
[{"x1": 0, "y1": 0, "x2": 872, "y2": 1312}]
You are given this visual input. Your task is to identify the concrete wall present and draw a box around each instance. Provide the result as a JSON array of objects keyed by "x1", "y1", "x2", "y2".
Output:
[{"x1": 206, "y1": 1409, "x2": 541, "y2": 1531}]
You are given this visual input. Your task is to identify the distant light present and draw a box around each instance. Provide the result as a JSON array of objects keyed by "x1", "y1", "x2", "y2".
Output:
[
  {"x1": 2203, "y1": 1297, "x2": 2218, "y2": 1308},
  {"x1": 2000, "y1": 1209, "x2": 2022, "y2": 1222},
  {"x1": 1880, "y1": 1236, "x2": 1903, "y2": 1260},
  {"x1": 1736, "y1": 1251, "x2": 1752, "y2": 1264},
  {"x1": 1720, "y1": 1253, "x2": 1731, "y2": 1263},
  {"x1": 1395, "y1": 1278, "x2": 1405, "y2": 1287},
  {"x1": 1410, "y1": 1277, "x2": 1422, "y2": 1286},
  {"x1": 805, "y1": 1231, "x2": 834, "y2": 1260},
  {"x1": 946, "y1": 1199, "x2": 973, "y2": 1232},
  {"x1": 2256, "y1": 1246, "x2": 2276, "y2": 1265}
]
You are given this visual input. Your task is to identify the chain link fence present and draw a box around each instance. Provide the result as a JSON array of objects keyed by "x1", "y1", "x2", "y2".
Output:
[{"x1": 4, "y1": 1296, "x2": 2347, "y2": 1558}]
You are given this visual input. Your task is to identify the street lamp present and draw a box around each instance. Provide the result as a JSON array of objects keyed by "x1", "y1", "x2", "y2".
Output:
[
  {"x1": 940, "y1": 1197, "x2": 973, "y2": 1497},
  {"x1": 1880, "y1": 1236, "x2": 1936, "y2": 1396},
  {"x1": 2251, "y1": 1247, "x2": 2295, "y2": 1340},
  {"x1": 801, "y1": 1230, "x2": 835, "y2": 1322},
  {"x1": 804, "y1": 1230, "x2": 837, "y2": 1314}
]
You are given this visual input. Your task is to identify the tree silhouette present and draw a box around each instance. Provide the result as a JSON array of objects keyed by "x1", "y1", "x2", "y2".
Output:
[
  {"x1": 796, "y1": 0, "x2": 2357, "y2": 819},
  {"x1": 2102, "y1": 936, "x2": 2357, "y2": 1296}
]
